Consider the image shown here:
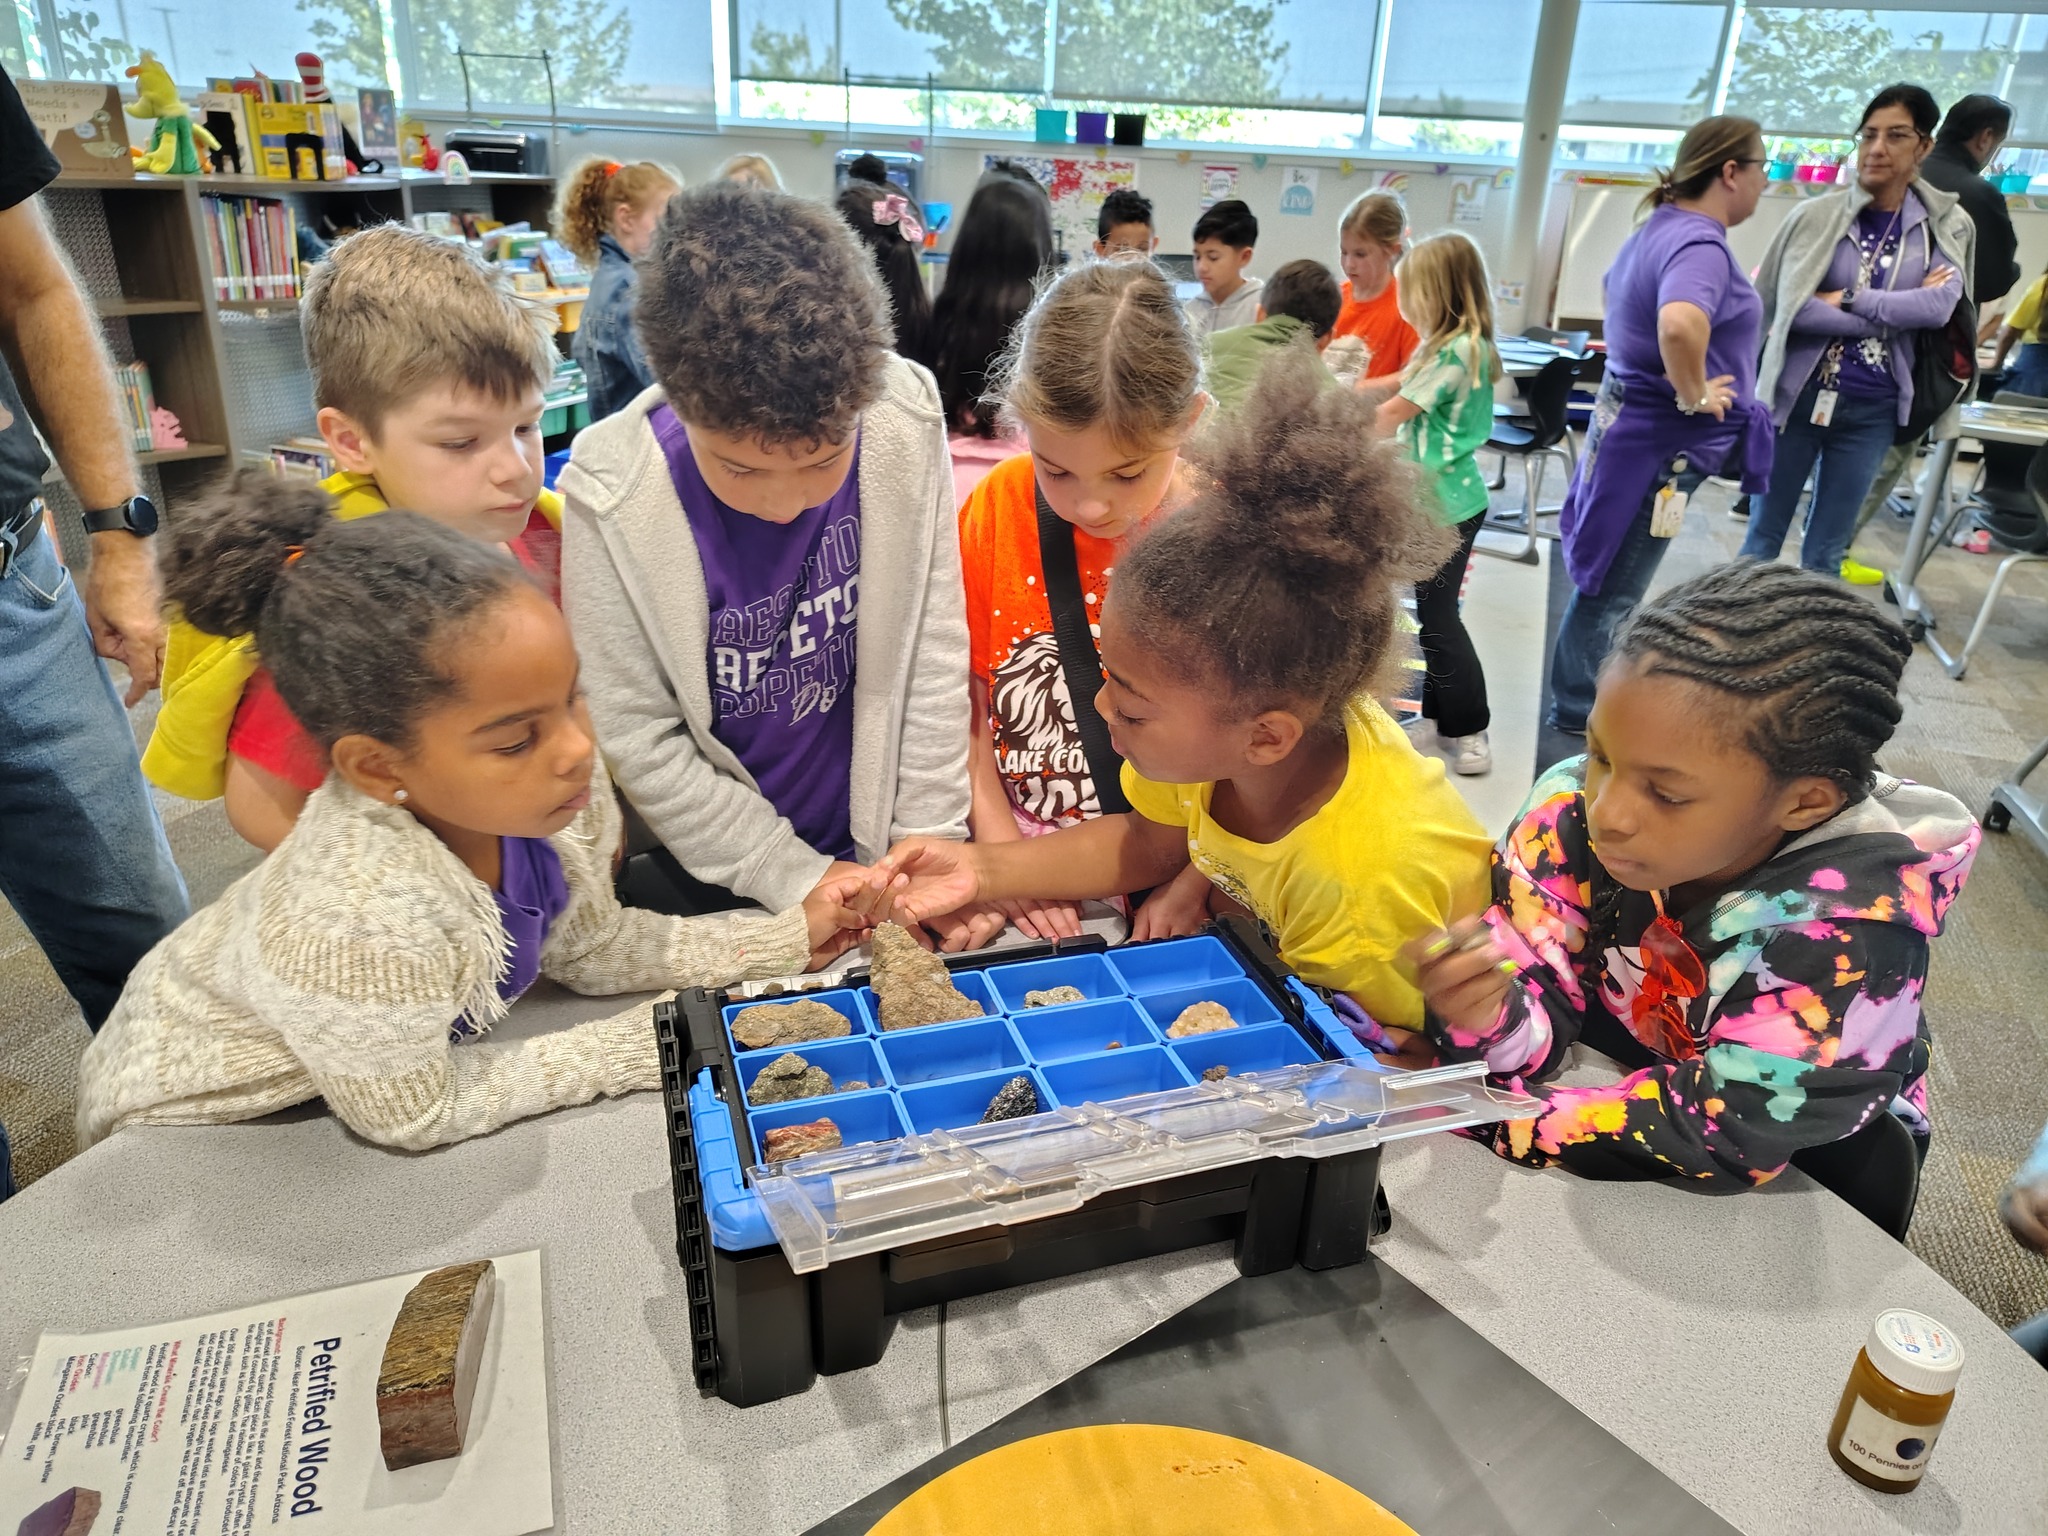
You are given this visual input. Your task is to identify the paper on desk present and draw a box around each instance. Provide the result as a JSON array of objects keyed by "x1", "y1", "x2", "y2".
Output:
[{"x1": 0, "y1": 1250, "x2": 551, "y2": 1536}]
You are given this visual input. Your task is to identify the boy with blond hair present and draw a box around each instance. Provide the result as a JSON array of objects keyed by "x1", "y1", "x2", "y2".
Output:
[{"x1": 144, "y1": 223, "x2": 563, "y2": 850}]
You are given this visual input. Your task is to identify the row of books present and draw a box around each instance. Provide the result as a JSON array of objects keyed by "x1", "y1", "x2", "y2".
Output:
[
  {"x1": 268, "y1": 437, "x2": 335, "y2": 480},
  {"x1": 202, "y1": 196, "x2": 302, "y2": 303},
  {"x1": 115, "y1": 361, "x2": 156, "y2": 454}
]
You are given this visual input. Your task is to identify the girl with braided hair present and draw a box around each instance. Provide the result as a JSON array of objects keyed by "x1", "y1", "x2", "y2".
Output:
[{"x1": 1414, "y1": 561, "x2": 1978, "y2": 1186}]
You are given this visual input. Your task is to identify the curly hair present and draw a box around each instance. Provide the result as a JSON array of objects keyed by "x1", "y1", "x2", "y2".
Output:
[
  {"x1": 1610, "y1": 561, "x2": 1913, "y2": 801},
  {"x1": 163, "y1": 471, "x2": 535, "y2": 749},
  {"x1": 638, "y1": 181, "x2": 892, "y2": 445},
  {"x1": 990, "y1": 258, "x2": 1201, "y2": 451},
  {"x1": 1097, "y1": 187, "x2": 1154, "y2": 241},
  {"x1": 1109, "y1": 346, "x2": 1456, "y2": 722},
  {"x1": 554, "y1": 156, "x2": 680, "y2": 263}
]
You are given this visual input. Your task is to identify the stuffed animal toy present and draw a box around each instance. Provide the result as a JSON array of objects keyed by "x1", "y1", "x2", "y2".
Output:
[
  {"x1": 125, "y1": 52, "x2": 218, "y2": 175},
  {"x1": 294, "y1": 52, "x2": 377, "y2": 174}
]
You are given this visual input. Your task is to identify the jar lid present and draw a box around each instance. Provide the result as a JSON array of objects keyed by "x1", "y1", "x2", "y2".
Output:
[{"x1": 1864, "y1": 1309, "x2": 1965, "y2": 1396}]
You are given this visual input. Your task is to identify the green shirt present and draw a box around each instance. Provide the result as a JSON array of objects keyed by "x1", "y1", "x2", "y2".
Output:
[
  {"x1": 1203, "y1": 315, "x2": 1333, "y2": 414},
  {"x1": 1397, "y1": 334, "x2": 1496, "y2": 525}
]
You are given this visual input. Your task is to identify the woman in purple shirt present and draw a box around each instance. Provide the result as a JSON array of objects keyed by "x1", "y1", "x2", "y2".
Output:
[
  {"x1": 1744, "y1": 83, "x2": 1972, "y2": 576},
  {"x1": 1549, "y1": 116, "x2": 1773, "y2": 736}
]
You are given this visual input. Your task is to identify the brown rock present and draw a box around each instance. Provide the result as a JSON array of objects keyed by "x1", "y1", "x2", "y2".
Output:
[
  {"x1": 745, "y1": 1051, "x2": 835, "y2": 1106},
  {"x1": 1023, "y1": 985, "x2": 1087, "y2": 1007},
  {"x1": 763, "y1": 1117, "x2": 843, "y2": 1160},
  {"x1": 377, "y1": 1259, "x2": 496, "y2": 1471},
  {"x1": 1106, "y1": 1040, "x2": 1122, "y2": 1050},
  {"x1": 731, "y1": 998, "x2": 853, "y2": 1050},
  {"x1": 839, "y1": 1080, "x2": 871, "y2": 1093},
  {"x1": 1202, "y1": 1064, "x2": 1230, "y2": 1082},
  {"x1": 17, "y1": 1488, "x2": 100, "y2": 1536},
  {"x1": 1167, "y1": 1000, "x2": 1239, "y2": 1038},
  {"x1": 870, "y1": 922, "x2": 984, "y2": 1030}
]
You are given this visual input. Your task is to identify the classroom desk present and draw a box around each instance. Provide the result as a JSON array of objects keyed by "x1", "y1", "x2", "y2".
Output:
[
  {"x1": 1889, "y1": 401, "x2": 2048, "y2": 674},
  {"x1": 4, "y1": 989, "x2": 2046, "y2": 1535}
]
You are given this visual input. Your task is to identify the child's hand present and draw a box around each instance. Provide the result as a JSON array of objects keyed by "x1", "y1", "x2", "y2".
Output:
[
  {"x1": 2002, "y1": 1177, "x2": 2048, "y2": 1256},
  {"x1": 1129, "y1": 866, "x2": 1213, "y2": 941},
  {"x1": 1000, "y1": 897, "x2": 1084, "y2": 941},
  {"x1": 925, "y1": 903, "x2": 1009, "y2": 953},
  {"x1": 1406, "y1": 917, "x2": 1516, "y2": 1037},
  {"x1": 874, "y1": 837, "x2": 984, "y2": 924},
  {"x1": 801, "y1": 867, "x2": 895, "y2": 971}
]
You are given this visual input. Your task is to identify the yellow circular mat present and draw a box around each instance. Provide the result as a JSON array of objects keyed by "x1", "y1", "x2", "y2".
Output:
[{"x1": 868, "y1": 1424, "x2": 1417, "y2": 1535}]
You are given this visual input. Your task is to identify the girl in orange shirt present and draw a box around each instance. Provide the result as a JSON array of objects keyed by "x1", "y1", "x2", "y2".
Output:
[
  {"x1": 1334, "y1": 191, "x2": 1419, "y2": 394},
  {"x1": 953, "y1": 260, "x2": 1215, "y2": 949}
]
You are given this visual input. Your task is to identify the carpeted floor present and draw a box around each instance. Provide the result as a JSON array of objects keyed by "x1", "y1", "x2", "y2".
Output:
[{"x1": 4, "y1": 452, "x2": 2047, "y2": 1331}]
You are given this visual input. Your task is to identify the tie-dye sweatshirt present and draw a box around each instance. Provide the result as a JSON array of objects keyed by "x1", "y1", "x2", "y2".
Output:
[{"x1": 1430, "y1": 758, "x2": 1978, "y2": 1187}]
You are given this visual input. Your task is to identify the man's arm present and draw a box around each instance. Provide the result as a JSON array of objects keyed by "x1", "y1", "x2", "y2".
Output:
[{"x1": 0, "y1": 196, "x2": 162, "y2": 701}]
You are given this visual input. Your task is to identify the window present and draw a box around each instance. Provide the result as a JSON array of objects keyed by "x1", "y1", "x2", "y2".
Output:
[
  {"x1": 400, "y1": 0, "x2": 716, "y2": 116},
  {"x1": 1564, "y1": 0, "x2": 1731, "y2": 130},
  {"x1": 1723, "y1": 8, "x2": 2048, "y2": 141},
  {"x1": 29, "y1": 0, "x2": 391, "y2": 93}
]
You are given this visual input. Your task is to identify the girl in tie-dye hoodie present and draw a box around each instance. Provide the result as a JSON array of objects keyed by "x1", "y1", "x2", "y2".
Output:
[{"x1": 1413, "y1": 562, "x2": 1977, "y2": 1187}]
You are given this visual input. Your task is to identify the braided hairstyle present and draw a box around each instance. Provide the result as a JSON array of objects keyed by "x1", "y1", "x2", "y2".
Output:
[
  {"x1": 1109, "y1": 345, "x2": 1456, "y2": 724},
  {"x1": 1610, "y1": 561, "x2": 1912, "y2": 802}
]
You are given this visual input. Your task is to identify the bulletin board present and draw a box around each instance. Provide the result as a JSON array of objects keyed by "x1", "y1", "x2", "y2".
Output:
[{"x1": 985, "y1": 153, "x2": 1139, "y2": 259}]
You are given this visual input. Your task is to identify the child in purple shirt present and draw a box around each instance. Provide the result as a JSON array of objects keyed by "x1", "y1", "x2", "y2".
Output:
[{"x1": 561, "y1": 182, "x2": 974, "y2": 939}]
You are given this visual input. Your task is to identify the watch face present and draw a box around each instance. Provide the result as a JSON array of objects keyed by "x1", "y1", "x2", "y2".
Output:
[{"x1": 125, "y1": 495, "x2": 159, "y2": 536}]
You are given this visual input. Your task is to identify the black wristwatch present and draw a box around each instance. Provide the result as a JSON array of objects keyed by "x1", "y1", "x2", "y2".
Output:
[{"x1": 81, "y1": 495, "x2": 159, "y2": 538}]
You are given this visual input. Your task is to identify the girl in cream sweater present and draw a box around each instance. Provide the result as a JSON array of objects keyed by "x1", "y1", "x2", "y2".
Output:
[{"x1": 79, "y1": 477, "x2": 883, "y2": 1152}]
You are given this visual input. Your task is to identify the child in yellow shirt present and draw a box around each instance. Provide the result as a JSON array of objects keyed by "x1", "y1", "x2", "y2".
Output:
[
  {"x1": 143, "y1": 225, "x2": 564, "y2": 851},
  {"x1": 882, "y1": 347, "x2": 1491, "y2": 1033}
]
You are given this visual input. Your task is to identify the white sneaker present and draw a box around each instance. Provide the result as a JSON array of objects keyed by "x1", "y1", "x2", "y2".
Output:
[{"x1": 1443, "y1": 732, "x2": 1492, "y2": 776}]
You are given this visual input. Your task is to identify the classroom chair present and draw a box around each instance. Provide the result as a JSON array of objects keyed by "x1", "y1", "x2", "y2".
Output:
[
  {"x1": 1789, "y1": 1112, "x2": 1923, "y2": 1242},
  {"x1": 1479, "y1": 354, "x2": 1579, "y2": 564},
  {"x1": 1945, "y1": 442, "x2": 2048, "y2": 679}
]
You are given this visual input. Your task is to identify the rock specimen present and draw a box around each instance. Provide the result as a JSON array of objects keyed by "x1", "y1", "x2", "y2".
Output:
[
  {"x1": 1202, "y1": 1065, "x2": 1230, "y2": 1083},
  {"x1": 17, "y1": 1488, "x2": 100, "y2": 1536},
  {"x1": 1106, "y1": 1041, "x2": 1122, "y2": 1050},
  {"x1": 378, "y1": 1259, "x2": 496, "y2": 1471},
  {"x1": 730, "y1": 998, "x2": 852, "y2": 1050},
  {"x1": 745, "y1": 1051, "x2": 834, "y2": 1106},
  {"x1": 840, "y1": 1079, "x2": 871, "y2": 1093},
  {"x1": 979, "y1": 1075, "x2": 1040, "y2": 1123},
  {"x1": 1023, "y1": 985, "x2": 1086, "y2": 1008},
  {"x1": 870, "y1": 922, "x2": 984, "y2": 1030},
  {"x1": 1167, "y1": 1000, "x2": 1239, "y2": 1038},
  {"x1": 763, "y1": 1117, "x2": 843, "y2": 1160}
]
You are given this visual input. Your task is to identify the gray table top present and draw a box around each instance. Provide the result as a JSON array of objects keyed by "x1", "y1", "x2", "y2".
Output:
[{"x1": 4, "y1": 987, "x2": 2045, "y2": 1534}]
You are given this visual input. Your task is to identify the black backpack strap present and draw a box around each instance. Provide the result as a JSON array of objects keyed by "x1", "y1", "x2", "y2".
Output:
[{"x1": 1033, "y1": 480, "x2": 1132, "y2": 816}]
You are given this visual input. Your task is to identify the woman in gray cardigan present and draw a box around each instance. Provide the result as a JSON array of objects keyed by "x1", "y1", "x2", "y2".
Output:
[
  {"x1": 1743, "y1": 83, "x2": 1973, "y2": 577},
  {"x1": 561, "y1": 182, "x2": 974, "y2": 934}
]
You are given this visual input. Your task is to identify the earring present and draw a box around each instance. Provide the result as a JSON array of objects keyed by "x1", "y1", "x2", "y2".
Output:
[{"x1": 394, "y1": 789, "x2": 409, "y2": 804}]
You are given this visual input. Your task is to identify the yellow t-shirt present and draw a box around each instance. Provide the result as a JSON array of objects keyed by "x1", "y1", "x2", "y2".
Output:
[
  {"x1": 2009, "y1": 275, "x2": 2047, "y2": 344},
  {"x1": 1121, "y1": 697, "x2": 1492, "y2": 1029}
]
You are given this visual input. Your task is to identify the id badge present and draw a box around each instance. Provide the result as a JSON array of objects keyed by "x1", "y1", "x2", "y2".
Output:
[
  {"x1": 1811, "y1": 388, "x2": 1839, "y2": 427},
  {"x1": 1651, "y1": 483, "x2": 1688, "y2": 538}
]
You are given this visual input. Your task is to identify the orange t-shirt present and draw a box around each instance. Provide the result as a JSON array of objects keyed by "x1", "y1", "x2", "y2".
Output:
[
  {"x1": 959, "y1": 453, "x2": 1122, "y2": 831},
  {"x1": 1336, "y1": 279, "x2": 1419, "y2": 379}
]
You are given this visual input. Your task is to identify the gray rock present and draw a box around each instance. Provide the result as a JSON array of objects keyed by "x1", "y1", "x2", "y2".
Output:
[
  {"x1": 979, "y1": 1075, "x2": 1041, "y2": 1123},
  {"x1": 1024, "y1": 985, "x2": 1087, "y2": 1008},
  {"x1": 731, "y1": 998, "x2": 853, "y2": 1051},
  {"x1": 870, "y1": 922, "x2": 984, "y2": 1030},
  {"x1": 745, "y1": 1051, "x2": 835, "y2": 1106}
]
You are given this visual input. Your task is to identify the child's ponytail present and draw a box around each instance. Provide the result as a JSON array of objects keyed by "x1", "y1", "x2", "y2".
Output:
[
  {"x1": 162, "y1": 472, "x2": 335, "y2": 641},
  {"x1": 554, "y1": 157, "x2": 680, "y2": 264},
  {"x1": 1112, "y1": 346, "x2": 1456, "y2": 720},
  {"x1": 165, "y1": 471, "x2": 534, "y2": 749}
]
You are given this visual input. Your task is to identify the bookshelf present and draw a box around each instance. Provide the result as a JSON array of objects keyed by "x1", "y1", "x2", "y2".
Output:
[{"x1": 43, "y1": 167, "x2": 560, "y2": 547}]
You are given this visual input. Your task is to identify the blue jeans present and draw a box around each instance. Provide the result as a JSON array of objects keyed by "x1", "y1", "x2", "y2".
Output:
[
  {"x1": 1742, "y1": 377, "x2": 1898, "y2": 574},
  {"x1": 0, "y1": 529, "x2": 186, "y2": 1028},
  {"x1": 2009, "y1": 341, "x2": 2048, "y2": 402},
  {"x1": 1547, "y1": 460, "x2": 1703, "y2": 733}
]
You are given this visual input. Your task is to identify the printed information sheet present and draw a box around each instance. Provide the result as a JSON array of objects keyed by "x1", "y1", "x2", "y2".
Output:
[{"x1": 0, "y1": 1251, "x2": 550, "y2": 1535}]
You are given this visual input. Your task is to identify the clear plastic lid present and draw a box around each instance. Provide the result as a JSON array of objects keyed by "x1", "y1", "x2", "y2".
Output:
[{"x1": 746, "y1": 1059, "x2": 1542, "y2": 1273}]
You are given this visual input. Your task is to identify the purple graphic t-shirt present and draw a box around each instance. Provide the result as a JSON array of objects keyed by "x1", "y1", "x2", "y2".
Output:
[{"x1": 652, "y1": 404, "x2": 860, "y2": 861}]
